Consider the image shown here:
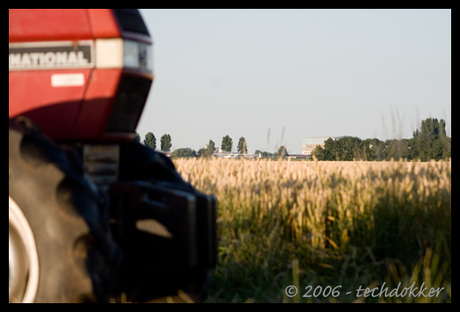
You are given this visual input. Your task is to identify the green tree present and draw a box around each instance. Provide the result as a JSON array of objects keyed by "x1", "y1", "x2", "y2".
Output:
[
  {"x1": 143, "y1": 132, "x2": 156, "y2": 150},
  {"x1": 353, "y1": 138, "x2": 372, "y2": 161},
  {"x1": 207, "y1": 140, "x2": 216, "y2": 154},
  {"x1": 237, "y1": 137, "x2": 248, "y2": 154},
  {"x1": 365, "y1": 138, "x2": 386, "y2": 161},
  {"x1": 384, "y1": 138, "x2": 411, "y2": 161},
  {"x1": 171, "y1": 148, "x2": 197, "y2": 159},
  {"x1": 323, "y1": 137, "x2": 338, "y2": 160},
  {"x1": 311, "y1": 137, "x2": 365, "y2": 161},
  {"x1": 221, "y1": 135, "x2": 233, "y2": 153},
  {"x1": 310, "y1": 145, "x2": 325, "y2": 160},
  {"x1": 134, "y1": 132, "x2": 141, "y2": 143},
  {"x1": 442, "y1": 136, "x2": 451, "y2": 160},
  {"x1": 277, "y1": 145, "x2": 288, "y2": 158},
  {"x1": 197, "y1": 147, "x2": 207, "y2": 158},
  {"x1": 336, "y1": 137, "x2": 362, "y2": 161},
  {"x1": 160, "y1": 134, "x2": 172, "y2": 152},
  {"x1": 198, "y1": 140, "x2": 217, "y2": 158},
  {"x1": 311, "y1": 139, "x2": 334, "y2": 160},
  {"x1": 412, "y1": 118, "x2": 450, "y2": 161},
  {"x1": 255, "y1": 149, "x2": 269, "y2": 158}
]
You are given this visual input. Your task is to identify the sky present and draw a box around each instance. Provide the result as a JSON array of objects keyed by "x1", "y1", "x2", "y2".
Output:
[{"x1": 136, "y1": 9, "x2": 451, "y2": 154}]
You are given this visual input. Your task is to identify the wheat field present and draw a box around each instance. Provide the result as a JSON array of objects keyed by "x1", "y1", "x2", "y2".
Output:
[{"x1": 174, "y1": 158, "x2": 451, "y2": 303}]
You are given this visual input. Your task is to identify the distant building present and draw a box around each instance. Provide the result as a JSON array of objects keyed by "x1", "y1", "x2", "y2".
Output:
[
  {"x1": 213, "y1": 152, "x2": 261, "y2": 159},
  {"x1": 286, "y1": 154, "x2": 307, "y2": 160},
  {"x1": 302, "y1": 136, "x2": 351, "y2": 157}
]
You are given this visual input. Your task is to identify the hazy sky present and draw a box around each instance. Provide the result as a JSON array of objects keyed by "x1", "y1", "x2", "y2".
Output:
[{"x1": 136, "y1": 9, "x2": 451, "y2": 154}]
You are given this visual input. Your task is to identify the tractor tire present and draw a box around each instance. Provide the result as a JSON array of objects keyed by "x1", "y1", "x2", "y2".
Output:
[{"x1": 9, "y1": 118, "x2": 120, "y2": 303}]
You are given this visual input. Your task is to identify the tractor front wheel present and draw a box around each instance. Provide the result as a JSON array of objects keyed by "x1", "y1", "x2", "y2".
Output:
[{"x1": 9, "y1": 119, "x2": 120, "y2": 303}]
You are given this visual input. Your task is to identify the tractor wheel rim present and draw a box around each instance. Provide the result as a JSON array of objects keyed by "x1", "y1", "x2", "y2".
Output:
[{"x1": 9, "y1": 196, "x2": 39, "y2": 303}]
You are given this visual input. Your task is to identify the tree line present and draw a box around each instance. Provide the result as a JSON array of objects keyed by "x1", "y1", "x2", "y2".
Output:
[
  {"x1": 135, "y1": 132, "x2": 250, "y2": 159},
  {"x1": 136, "y1": 118, "x2": 450, "y2": 161},
  {"x1": 136, "y1": 132, "x2": 172, "y2": 152},
  {"x1": 311, "y1": 118, "x2": 451, "y2": 161}
]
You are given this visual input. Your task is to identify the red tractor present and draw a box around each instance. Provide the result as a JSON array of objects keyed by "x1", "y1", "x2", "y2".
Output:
[{"x1": 9, "y1": 9, "x2": 217, "y2": 303}]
